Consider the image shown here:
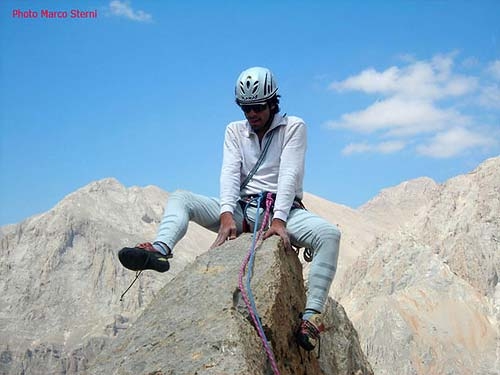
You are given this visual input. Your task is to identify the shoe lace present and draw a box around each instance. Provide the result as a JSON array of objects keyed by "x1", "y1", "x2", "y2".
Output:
[
  {"x1": 137, "y1": 242, "x2": 154, "y2": 251},
  {"x1": 120, "y1": 270, "x2": 143, "y2": 302},
  {"x1": 301, "y1": 319, "x2": 320, "y2": 339}
]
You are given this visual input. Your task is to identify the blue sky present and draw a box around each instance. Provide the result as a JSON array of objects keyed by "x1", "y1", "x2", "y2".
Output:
[{"x1": 1, "y1": 0, "x2": 499, "y2": 225}]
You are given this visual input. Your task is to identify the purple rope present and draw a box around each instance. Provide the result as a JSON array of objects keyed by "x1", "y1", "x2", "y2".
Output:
[{"x1": 238, "y1": 193, "x2": 280, "y2": 375}]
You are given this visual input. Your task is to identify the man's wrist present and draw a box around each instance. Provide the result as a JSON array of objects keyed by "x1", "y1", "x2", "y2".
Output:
[
  {"x1": 220, "y1": 204, "x2": 234, "y2": 216},
  {"x1": 271, "y1": 218, "x2": 286, "y2": 227},
  {"x1": 272, "y1": 210, "x2": 288, "y2": 222}
]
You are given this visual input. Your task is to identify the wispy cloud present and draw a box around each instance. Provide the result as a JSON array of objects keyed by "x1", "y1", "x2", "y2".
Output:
[
  {"x1": 342, "y1": 140, "x2": 406, "y2": 155},
  {"x1": 479, "y1": 60, "x2": 500, "y2": 109},
  {"x1": 487, "y1": 60, "x2": 500, "y2": 81},
  {"x1": 479, "y1": 85, "x2": 500, "y2": 109},
  {"x1": 416, "y1": 127, "x2": 495, "y2": 158},
  {"x1": 327, "y1": 53, "x2": 499, "y2": 158},
  {"x1": 109, "y1": 0, "x2": 152, "y2": 22},
  {"x1": 328, "y1": 97, "x2": 469, "y2": 136},
  {"x1": 330, "y1": 54, "x2": 477, "y2": 100}
]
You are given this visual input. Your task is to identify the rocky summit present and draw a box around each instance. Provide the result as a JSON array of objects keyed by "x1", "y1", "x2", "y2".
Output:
[{"x1": 88, "y1": 234, "x2": 373, "y2": 375}]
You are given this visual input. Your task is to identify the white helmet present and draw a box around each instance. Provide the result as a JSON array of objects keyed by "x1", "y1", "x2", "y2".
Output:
[{"x1": 235, "y1": 67, "x2": 278, "y2": 104}]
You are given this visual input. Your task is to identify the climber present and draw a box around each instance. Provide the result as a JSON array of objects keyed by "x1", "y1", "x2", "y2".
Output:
[{"x1": 118, "y1": 66, "x2": 341, "y2": 352}]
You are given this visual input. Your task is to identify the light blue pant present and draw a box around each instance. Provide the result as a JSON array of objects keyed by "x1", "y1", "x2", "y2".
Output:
[{"x1": 156, "y1": 190, "x2": 340, "y2": 313}]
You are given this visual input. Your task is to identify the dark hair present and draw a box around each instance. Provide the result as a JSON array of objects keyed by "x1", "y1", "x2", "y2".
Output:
[{"x1": 267, "y1": 94, "x2": 281, "y2": 114}]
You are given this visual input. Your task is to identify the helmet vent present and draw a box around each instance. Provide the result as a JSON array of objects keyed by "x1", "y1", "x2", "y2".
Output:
[{"x1": 252, "y1": 81, "x2": 259, "y2": 94}]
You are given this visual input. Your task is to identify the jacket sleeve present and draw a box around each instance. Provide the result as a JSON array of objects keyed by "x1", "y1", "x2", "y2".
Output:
[
  {"x1": 273, "y1": 120, "x2": 307, "y2": 222},
  {"x1": 219, "y1": 124, "x2": 242, "y2": 215}
]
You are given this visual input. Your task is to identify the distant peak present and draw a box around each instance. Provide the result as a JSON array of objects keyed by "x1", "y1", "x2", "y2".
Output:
[{"x1": 84, "y1": 178, "x2": 125, "y2": 191}]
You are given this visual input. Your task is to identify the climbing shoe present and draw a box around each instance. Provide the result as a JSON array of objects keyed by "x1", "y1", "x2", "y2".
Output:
[
  {"x1": 118, "y1": 242, "x2": 172, "y2": 273},
  {"x1": 296, "y1": 313, "x2": 325, "y2": 351}
]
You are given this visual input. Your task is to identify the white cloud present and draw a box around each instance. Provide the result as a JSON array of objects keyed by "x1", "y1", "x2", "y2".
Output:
[
  {"x1": 109, "y1": 1, "x2": 152, "y2": 22},
  {"x1": 327, "y1": 53, "x2": 499, "y2": 158},
  {"x1": 342, "y1": 140, "x2": 406, "y2": 155},
  {"x1": 416, "y1": 127, "x2": 495, "y2": 158},
  {"x1": 378, "y1": 140, "x2": 407, "y2": 153},
  {"x1": 461, "y1": 57, "x2": 480, "y2": 69},
  {"x1": 327, "y1": 97, "x2": 469, "y2": 136},
  {"x1": 342, "y1": 143, "x2": 371, "y2": 155},
  {"x1": 479, "y1": 85, "x2": 500, "y2": 109},
  {"x1": 330, "y1": 54, "x2": 477, "y2": 100},
  {"x1": 330, "y1": 67, "x2": 400, "y2": 94},
  {"x1": 487, "y1": 60, "x2": 500, "y2": 81}
]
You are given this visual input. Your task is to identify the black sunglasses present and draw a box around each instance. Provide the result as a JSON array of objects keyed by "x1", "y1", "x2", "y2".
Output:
[{"x1": 240, "y1": 103, "x2": 268, "y2": 113}]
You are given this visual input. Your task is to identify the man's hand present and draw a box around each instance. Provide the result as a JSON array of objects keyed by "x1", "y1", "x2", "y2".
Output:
[
  {"x1": 263, "y1": 218, "x2": 292, "y2": 253},
  {"x1": 210, "y1": 212, "x2": 237, "y2": 249}
]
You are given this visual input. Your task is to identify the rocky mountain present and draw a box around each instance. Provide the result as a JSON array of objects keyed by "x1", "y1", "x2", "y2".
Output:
[
  {"x1": 0, "y1": 179, "x2": 216, "y2": 374},
  {"x1": 1, "y1": 156, "x2": 498, "y2": 374},
  {"x1": 333, "y1": 156, "x2": 500, "y2": 375},
  {"x1": 358, "y1": 177, "x2": 440, "y2": 231}
]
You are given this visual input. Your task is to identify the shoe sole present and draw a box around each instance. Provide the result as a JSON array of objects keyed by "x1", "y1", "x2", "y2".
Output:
[
  {"x1": 118, "y1": 247, "x2": 170, "y2": 273},
  {"x1": 296, "y1": 333, "x2": 315, "y2": 351}
]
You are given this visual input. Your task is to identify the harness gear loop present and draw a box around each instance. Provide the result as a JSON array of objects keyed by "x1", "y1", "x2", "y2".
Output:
[{"x1": 303, "y1": 248, "x2": 314, "y2": 262}]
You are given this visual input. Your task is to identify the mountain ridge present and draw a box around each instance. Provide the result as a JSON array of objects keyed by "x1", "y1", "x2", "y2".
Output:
[{"x1": 1, "y1": 155, "x2": 498, "y2": 374}]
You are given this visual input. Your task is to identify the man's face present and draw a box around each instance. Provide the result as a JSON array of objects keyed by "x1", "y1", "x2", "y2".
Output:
[{"x1": 241, "y1": 103, "x2": 272, "y2": 133}]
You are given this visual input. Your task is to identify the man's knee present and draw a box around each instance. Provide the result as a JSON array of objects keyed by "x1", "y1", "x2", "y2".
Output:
[
  {"x1": 165, "y1": 190, "x2": 198, "y2": 218},
  {"x1": 169, "y1": 189, "x2": 193, "y2": 200},
  {"x1": 316, "y1": 222, "x2": 341, "y2": 243}
]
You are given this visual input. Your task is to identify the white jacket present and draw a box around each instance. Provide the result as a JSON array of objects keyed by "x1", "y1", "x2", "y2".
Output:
[{"x1": 219, "y1": 114, "x2": 307, "y2": 222}]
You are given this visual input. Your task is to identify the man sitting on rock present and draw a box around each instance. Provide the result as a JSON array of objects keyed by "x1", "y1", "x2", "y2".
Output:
[{"x1": 118, "y1": 66, "x2": 341, "y2": 352}]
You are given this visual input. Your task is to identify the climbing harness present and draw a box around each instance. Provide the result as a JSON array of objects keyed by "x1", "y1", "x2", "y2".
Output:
[
  {"x1": 238, "y1": 192, "x2": 281, "y2": 375},
  {"x1": 238, "y1": 193, "x2": 313, "y2": 263},
  {"x1": 239, "y1": 193, "x2": 304, "y2": 231}
]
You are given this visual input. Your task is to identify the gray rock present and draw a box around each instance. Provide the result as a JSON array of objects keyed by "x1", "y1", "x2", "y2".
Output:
[
  {"x1": 335, "y1": 156, "x2": 500, "y2": 375},
  {"x1": 88, "y1": 234, "x2": 373, "y2": 375}
]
